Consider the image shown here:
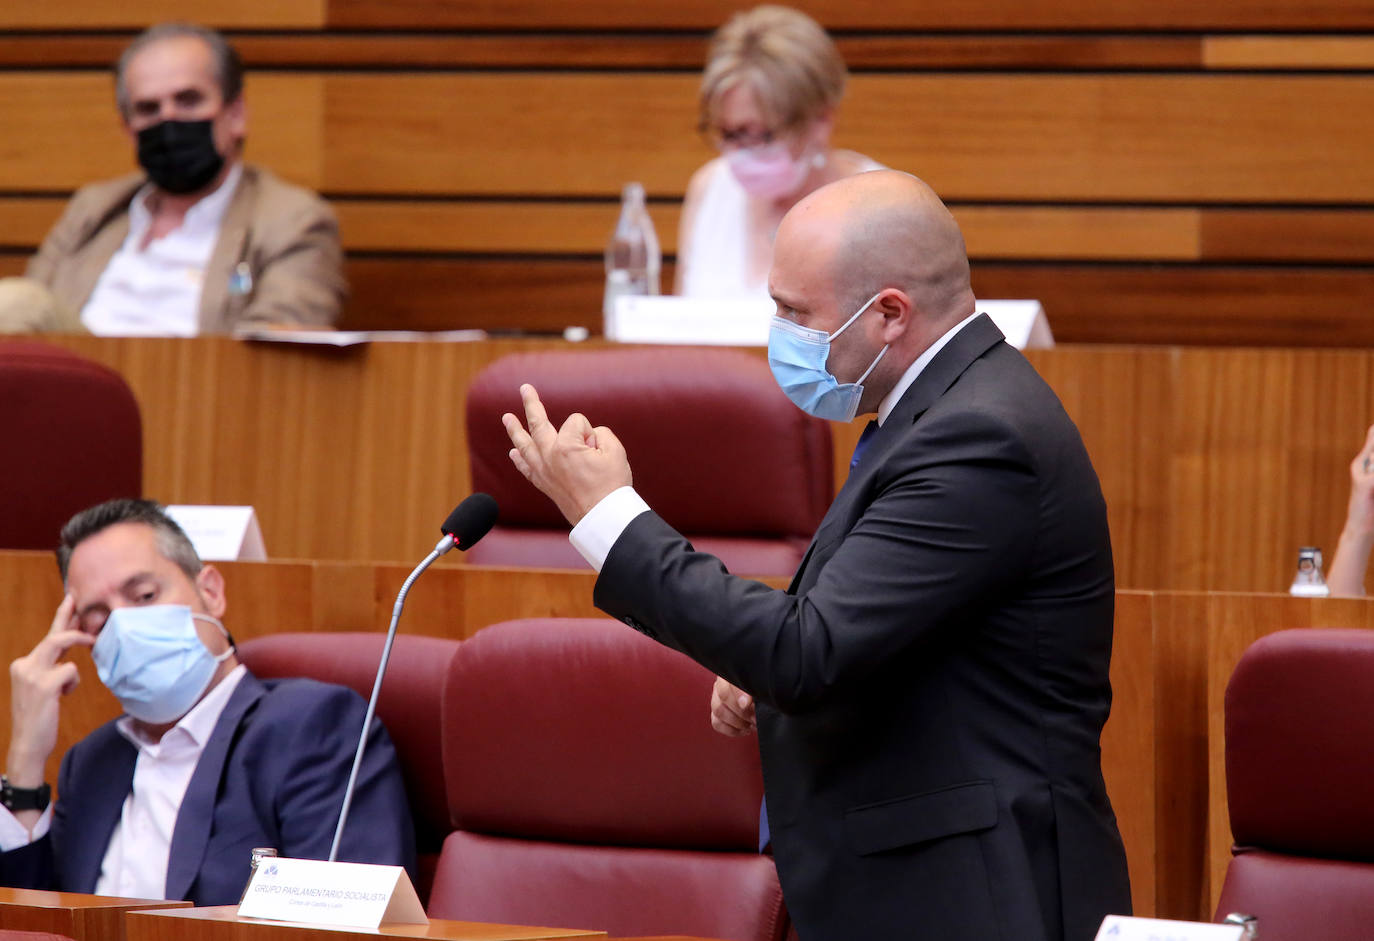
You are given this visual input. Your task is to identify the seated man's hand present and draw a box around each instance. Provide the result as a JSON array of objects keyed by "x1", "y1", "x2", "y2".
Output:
[
  {"x1": 502, "y1": 383, "x2": 632, "y2": 525},
  {"x1": 710, "y1": 676, "x2": 756, "y2": 737},
  {"x1": 7, "y1": 595, "x2": 94, "y2": 786}
]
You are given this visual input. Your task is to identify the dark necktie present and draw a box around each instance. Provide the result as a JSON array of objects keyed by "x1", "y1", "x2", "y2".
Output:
[{"x1": 849, "y1": 419, "x2": 880, "y2": 469}]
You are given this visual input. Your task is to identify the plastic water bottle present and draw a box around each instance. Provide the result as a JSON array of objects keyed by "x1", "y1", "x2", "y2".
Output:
[{"x1": 603, "y1": 182, "x2": 660, "y2": 333}]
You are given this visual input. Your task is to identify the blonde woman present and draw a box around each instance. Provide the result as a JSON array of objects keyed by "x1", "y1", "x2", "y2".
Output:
[{"x1": 676, "y1": 5, "x2": 881, "y2": 300}]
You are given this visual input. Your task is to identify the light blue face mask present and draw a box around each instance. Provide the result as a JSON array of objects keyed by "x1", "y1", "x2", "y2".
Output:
[
  {"x1": 92, "y1": 604, "x2": 233, "y2": 724},
  {"x1": 767, "y1": 291, "x2": 888, "y2": 422}
]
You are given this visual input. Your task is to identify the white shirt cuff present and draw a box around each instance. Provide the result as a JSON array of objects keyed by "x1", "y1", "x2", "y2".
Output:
[
  {"x1": 569, "y1": 486, "x2": 651, "y2": 572},
  {"x1": 0, "y1": 802, "x2": 52, "y2": 851}
]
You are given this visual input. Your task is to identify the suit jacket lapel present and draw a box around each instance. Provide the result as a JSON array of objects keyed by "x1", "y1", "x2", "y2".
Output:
[
  {"x1": 787, "y1": 314, "x2": 1007, "y2": 593},
  {"x1": 198, "y1": 166, "x2": 256, "y2": 334},
  {"x1": 164, "y1": 672, "x2": 266, "y2": 900},
  {"x1": 64, "y1": 734, "x2": 138, "y2": 892},
  {"x1": 55, "y1": 177, "x2": 145, "y2": 317}
]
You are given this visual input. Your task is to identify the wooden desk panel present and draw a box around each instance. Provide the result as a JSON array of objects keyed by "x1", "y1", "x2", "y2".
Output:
[
  {"x1": 0, "y1": 888, "x2": 188, "y2": 941},
  {"x1": 126, "y1": 906, "x2": 602, "y2": 941},
  {"x1": 16, "y1": 335, "x2": 1370, "y2": 595}
]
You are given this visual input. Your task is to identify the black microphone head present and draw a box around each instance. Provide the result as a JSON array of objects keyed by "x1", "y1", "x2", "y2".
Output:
[{"x1": 441, "y1": 493, "x2": 499, "y2": 550}]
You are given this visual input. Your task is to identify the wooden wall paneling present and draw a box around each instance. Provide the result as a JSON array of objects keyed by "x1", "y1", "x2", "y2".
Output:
[
  {"x1": 335, "y1": 200, "x2": 655, "y2": 254},
  {"x1": 1168, "y1": 350, "x2": 1373, "y2": 593},
  {"x1": 1026, "y1": 347, "x2": 1172, "y2": 591},
  {"x1": 313, "y1": 73, "x2": 1374, "y2": 202},
  {"x1": 0, "y1": 197, "x2": 65, "y2": 248},
  {"x1": 1203, "y1": 596, "x2": 1374, "y2": 917},
  {"x1": 0, "y1": 1, "x2": 324, "y2": 29},
  {"x1": 0, "y1": 74, "x2": 323, "y2": 192},
  {"x1": 342, "y1": 257, "x2": 1374, "y2": 344},
  {"x1": 0, "y1": 34, "x2": 1209, "y2": 72},
  {"x1": 1101, "y1": 590, "x2": 1157, "y2": 918},
  {"x1": 322, "y1": 0, "x2": 1374, "y2": 31},
  {"x1": 1170, "y1": 350, "x2": 1299, "y2": 593},
  {"x1": 847, "y1": 74, "x2": 1374, "y2": 204},
  {"x1": 971, "y1": 265, "x2": 1374, "y2": 347},
  {"x1": 1199, "y1": 210, "x2": 1374, "y2": 263},
  {"x1": 834, "y1": 35, "x2": 1204, "y2": 71},
  {"x1": 0, "y1": 74, "x2": 131, "y2": 191},
  {"x1": 341, "y1": 257, "x2": 611, "y2": 333},
  {"x1": 319, "y1": 73, "x2": 703, "y2": 197},
  {"x1": 17, "y1": 198, "x2": 1374, "y2": 267},
  {"x1": 955, "y1": 207, "x2": 1201, "y2": 262},
  {"x1": 1203, "y1": 36, "x2": 1374, "y2": 70},
  {"x1": 1149, "y1": 591, "x2": 1213, "y2": 921}
]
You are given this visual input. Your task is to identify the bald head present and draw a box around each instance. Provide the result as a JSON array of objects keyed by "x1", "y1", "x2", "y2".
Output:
[
  {"x1": 778, "y1": 170, "x2": 973, "y2": 331},
  {"x1": 768, "y1": 171, "x2": 977, "y2": 414}
]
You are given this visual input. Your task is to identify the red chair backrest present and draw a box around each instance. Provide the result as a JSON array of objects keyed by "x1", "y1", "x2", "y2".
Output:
[
  {"x1": 237, "y1": 632, "x2": 461, "y2": 905},
  {"x1": 0, "y1": 341, "x2": 141, "y2": 549},
  {"x1": 1215, "y1": 628, "x2": 1374, "y2": 936},
  {"x1": 429, "y1": 617, "x2": 788, "y2": 941},
  {"x1": 464, "y1": 347, "x2": 832, "y2": 575}
]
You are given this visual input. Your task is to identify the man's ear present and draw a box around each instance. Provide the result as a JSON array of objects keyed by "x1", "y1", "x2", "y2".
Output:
[
  {"x1": 876, "y1": 288, "x2": 913, "y2": 343},
  {"x1": 195, "y1": 564, "x2": 227, "y2": 619},
  {"x1": 223, "y1": 96, "x2": 248, "y2": 155}
]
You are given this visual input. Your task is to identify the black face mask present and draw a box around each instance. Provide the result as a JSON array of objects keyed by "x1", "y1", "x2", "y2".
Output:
[{"x1": 135, "y1": 119, "x2": 225, "y2": 195}]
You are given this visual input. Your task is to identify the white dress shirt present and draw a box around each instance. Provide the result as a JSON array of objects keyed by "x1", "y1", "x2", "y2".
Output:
[
  {"x1": 0, "y1": 665, "x2": 246, "y2": 900},
  {"x1": 568, "y1": 310, "x2": 983, "y2": 572},
  {"x1": 80, "y1": 164, "x2": 242, "y2": 337}
]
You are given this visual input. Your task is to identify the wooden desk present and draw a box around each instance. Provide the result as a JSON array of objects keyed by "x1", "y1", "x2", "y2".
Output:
[
  {"x1": 0, "y1": 888, "x2": 188, "y2": 941},
  {"x1": 125, "y1": 907, "x2": 603, "y2": 941},
  {"x1": 29, "y1": 335, "x2": 1374, "y2": 595}
]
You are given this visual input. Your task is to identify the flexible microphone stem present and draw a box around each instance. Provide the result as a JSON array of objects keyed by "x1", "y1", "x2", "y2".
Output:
[{"x1": 328, "y1": 532, "x2": 455, "y2": 862}]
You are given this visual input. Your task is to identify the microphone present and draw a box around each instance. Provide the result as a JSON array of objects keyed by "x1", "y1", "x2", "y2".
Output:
[{"x1": 328, "y1": 493, "x2": 498, "y2": 862}]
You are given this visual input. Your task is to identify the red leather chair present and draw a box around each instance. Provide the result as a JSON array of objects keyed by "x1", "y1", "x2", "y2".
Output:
[
  {"x1": 1215, "y1": 628, "x2": 1374, "y2": 937},
  {"x1": 237, "y1": 632, "x2": 461, "y2": 905},
  {"x1": 464, "y1": 348, "x2": 832, "y2": 576},
  {"x1": 0, "y1": 340, "x2": 141, "y2": 549},
  {"x1": 427, "y1": 617, "x2": 788, "y2": 941}
]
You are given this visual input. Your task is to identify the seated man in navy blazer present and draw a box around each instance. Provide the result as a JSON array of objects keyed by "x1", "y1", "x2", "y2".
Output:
[{"x1": 0, "y1": 499, "x2": 413, "y2": 904}]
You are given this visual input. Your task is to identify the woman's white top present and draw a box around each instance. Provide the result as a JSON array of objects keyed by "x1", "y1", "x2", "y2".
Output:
[{"x1": 677, "y1": 155, "x2": 884, "y2": 302}]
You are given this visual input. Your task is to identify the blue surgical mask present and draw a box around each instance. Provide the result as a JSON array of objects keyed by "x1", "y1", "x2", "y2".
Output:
[
  {"x1": 768, "y1": 292, "x2": 888, "y2": 422},
  {"x1": 92, "y1": 604, "x2": 233, "y2": 724}
]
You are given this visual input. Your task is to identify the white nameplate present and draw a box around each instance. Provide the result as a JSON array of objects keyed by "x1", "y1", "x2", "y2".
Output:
[
  {"x1": 979, "y1": 299, "x2": 1054, "y2": 350},
  {"x1": 609, "y1": 294, "x2": 773, "y2": 345},
  {"x1": 237, "y1": 856, "x2": 427, "y2": 928},
  {"x1": 1096, "y1": 915, "x2": 1244, "y2": 941},
  {"x1": 164, "y1": 505, "x2": 267, "y2": 561}
]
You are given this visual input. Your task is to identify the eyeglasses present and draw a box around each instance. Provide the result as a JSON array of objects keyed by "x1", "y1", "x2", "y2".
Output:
[{"x1": 703, "y1": 124, "x2": 781, "y2": 152}]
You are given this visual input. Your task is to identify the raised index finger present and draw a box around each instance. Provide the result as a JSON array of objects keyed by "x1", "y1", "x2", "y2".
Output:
[
  {"x1": 47, "y1": 594, "x2": 77, "y2": 636},
  {"x1": 519, "y1": 384, "x2": 556, "y2": 443}
]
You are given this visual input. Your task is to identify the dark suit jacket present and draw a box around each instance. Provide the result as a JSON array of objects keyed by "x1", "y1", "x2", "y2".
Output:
[
  {"x1": 0, "y1": 672, "x2": 414, "y2": 905},
  {"x1": 594, "y1": 315, "x2": 1132, "y2": 941}
]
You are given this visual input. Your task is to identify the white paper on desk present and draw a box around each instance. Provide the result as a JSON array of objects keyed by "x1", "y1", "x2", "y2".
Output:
[
  {"x1": 608, "y1": 295, "x2": 1053, "y2": 350},
  {"x1": 237, "y1": 856, "x2": 427, "y2": 928},
  {"x1": 234, "y1": 328, "x2": 488, "y2": 346},
  {"x1": 164, "y1": 506, "x2": 266, "y2": 561},
  {"x1": 608, "y1": 295, "x2": 773, "y2": 345},
  {"x1": 1095, "y1": 915, "x2": 1243, "y2": 941}
]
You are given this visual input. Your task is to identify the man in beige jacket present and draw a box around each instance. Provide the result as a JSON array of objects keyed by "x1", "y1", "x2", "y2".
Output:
[{"x1": 4, "y1": 23, "x2": 344, "y2": 335}]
